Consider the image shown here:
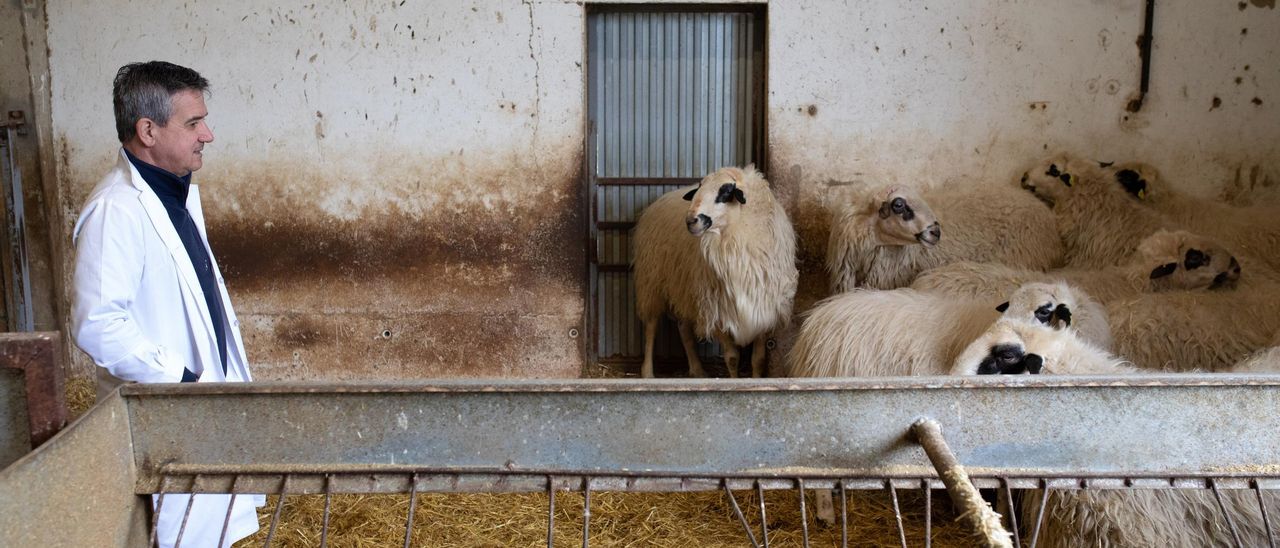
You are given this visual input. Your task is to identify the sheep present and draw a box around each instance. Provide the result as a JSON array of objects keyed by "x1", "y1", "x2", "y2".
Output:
[
  {"x1": 1104, "y1": 282, "x2": 1280, "y2": 372},
  {"x1": 1020, "y1": 153, "x2": 1181, "y2": 269},
  {"x1": 952, "y1": 320, "x2": 1279, "y2": 548},
  {"x1": 824, "y1": 182, "x2": 1063, "y2": 292},
  {"x1": 1101, "y1": 161, "x2": 1280, "y2": 273},
  {"x1": 950, "y1": 317, "x2": 1136, "y2": 376},
  {"x1": 912, "y1": 229, "x2": 1242, "y2": 304},
  {"x1": 788, "y1": 282, "x2": 1102, "y2": 378},
  {"x1": 633, "y1": 166, "x2": 798, "y2": 378}
]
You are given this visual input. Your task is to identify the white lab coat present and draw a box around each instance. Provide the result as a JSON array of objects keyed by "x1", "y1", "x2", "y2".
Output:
[{"x1": 72, "y1": 149, "x2": 263, "y2": 548}]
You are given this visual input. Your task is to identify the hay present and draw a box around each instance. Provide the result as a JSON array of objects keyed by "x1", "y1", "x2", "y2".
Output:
[
  {"x1": 238, "y1": 488, "x2": 984, "y2": 547},
  {"x1": 64, "y1": 375, "x2": 97, "y2": 420}
]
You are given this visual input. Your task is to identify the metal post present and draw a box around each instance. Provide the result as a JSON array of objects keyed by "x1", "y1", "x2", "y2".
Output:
[{"x1": 911, "y1": 418, "x2": 1013, "y2": 548}]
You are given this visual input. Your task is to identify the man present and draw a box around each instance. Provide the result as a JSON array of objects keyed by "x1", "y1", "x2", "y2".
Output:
[{"x1": 71, "y1": 61, "x2": 262, "y2": 548}]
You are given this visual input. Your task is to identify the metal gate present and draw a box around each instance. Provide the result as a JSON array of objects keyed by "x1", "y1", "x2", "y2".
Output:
[
  {"x1": 586, "y1": 6, "x2": 766, "y2": 373},
  {"x1": 4, "y1": 376, "x2": 1279, "y2": 547}
]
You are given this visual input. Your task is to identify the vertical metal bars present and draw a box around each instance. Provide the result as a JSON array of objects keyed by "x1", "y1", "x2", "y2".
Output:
[
  {"x1": 888, "y1": 481, "x2": 907, "y2": 548},
  {"x1": 723, "y1": 481, "x2": 760, "y2": 548},
  {"x1": 911, "y1": 418, "x2": 1013, "y2": 548},
  {"x1": 403, "y1": 473, "x2": 419, "y2": 548},
  {"x1": 0, "y1": 119, "x2": 33, "y2": 332},
  {"x1": 264, "y1": 474, "x2": 290, "y2": 547},
  {"x1": 1256, "y1": 479, "x2": 1277, "y2": 548}
]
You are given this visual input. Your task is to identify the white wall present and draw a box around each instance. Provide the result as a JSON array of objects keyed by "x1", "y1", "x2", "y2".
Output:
[{"x1": 42, "y1": 1, "x2": 1279, "y2": 379}]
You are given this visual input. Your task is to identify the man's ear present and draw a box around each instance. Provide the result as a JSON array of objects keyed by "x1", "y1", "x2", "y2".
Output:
[{"x1": 135, "y1": 118, "x2": 158, "y2": 147}]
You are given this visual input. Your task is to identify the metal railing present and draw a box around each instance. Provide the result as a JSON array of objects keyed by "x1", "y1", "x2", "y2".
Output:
[{"x1": 2, "y1": 376, "x2": 1278, "y2": 547}]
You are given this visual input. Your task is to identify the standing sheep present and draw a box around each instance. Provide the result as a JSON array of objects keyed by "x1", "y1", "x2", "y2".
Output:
[
  {"x1": 633, "y1": 166, "x2": 798, "y2": 378},
  {"x1": 912, "y1": 229, "x2": 1241, "y2": 304},
  {"x1": 825, "y1": 182, "x2": 1063, "y2": 292},
  {"x1": 952, "y1": 319, "x2": 1279, "y2": 548},
  {"x1": 788, "y1": 282, "x2": 1103, "y2": 378}
]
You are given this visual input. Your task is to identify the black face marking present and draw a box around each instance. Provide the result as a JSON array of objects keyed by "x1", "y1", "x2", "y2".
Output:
[
  {"x1": 1034, "y1": 304, "x2": 1054, "y2": 324},
  {"x1": 1020, "y1": 172, "x2": 1029, "y2": 184},
  {"x1": 1023, "y1": 353, "x2": 1044, "y2": 374},
  {"x1": 1115, "y1": 169, "x2": 1148, "y2": 198},
  {"x1": 976, "y1": 344, "x2": 1038, "y2": 375},
  {"x1": 686, "y1": 213, "x2": 711, "y2": 233},
  {"x1": 682, "y1": 187, "x2": 698, "y2": 201},
  {"x1": 714, "y1": 183, "x2": 746, "y2": 205},
  {"x1": 1098, "y1": 161, "x2": 1115, "y2": 168},
  {"x1": 1052, "y1": 304, "x2": 1072, "y2": 327},
  {"x1": 1058, "y1": 173, "x2": 1073, "y2": 186},
  {"x1": 1150, "y1": 262, "x2": 1178, "y2": 279},
  {"x1": 995, "y1": 301, "x2": 1010, "y2": 313},
  {"x1": 1184, "y1": 248, "x2": 1209, "y2": 270},
  {"x1": 1046, "y1": 164, "x2": 1061, "y2": 177}
]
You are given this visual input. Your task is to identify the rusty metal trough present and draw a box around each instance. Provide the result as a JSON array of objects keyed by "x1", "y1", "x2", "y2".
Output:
[{"x1": 2, "y1": 375, "x2": 1279, "y2": 546}]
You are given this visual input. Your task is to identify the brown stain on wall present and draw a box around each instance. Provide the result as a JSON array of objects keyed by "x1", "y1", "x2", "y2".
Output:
[{"x1": 198, "y1": 151, "x2": 586, "y2": 380}]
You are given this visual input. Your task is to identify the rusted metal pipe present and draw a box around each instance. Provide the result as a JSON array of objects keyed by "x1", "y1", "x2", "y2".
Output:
[{"x1": 911, "y1": 418, "x2": 1013, "y2": 548}]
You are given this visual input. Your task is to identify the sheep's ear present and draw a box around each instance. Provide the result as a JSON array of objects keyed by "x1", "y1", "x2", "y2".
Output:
[
  {"x1": 995, "y1": 302, "x2": 1010, "y2": 313},
  {"x1": 1150, "y1": 262, "x2": 1178, "y2": 279},
  {"x1": 682, "y1": 187, "x2": 698, "y2": 201},
  {"x1": 1052, "y1": 304, "x2": 1073, "y2": 328},
  {"x1": 732, "y1": 187, "x2": 746, "y2": 204}
]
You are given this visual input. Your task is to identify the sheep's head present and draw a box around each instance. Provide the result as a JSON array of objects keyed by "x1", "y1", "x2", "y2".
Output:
[
  {"x1": 951, "y1": 320, "x2": 1050, "y2": 376},
  {"x1": 1107, "y1": 161, "x2": 1160, "y2": 201},
  {"x1": 1135, "y1": 229, "x2": 1241, "y2": 291},
  {"x1": 994, "y1": 282, "x2": 1078, "y2": 331},
  {"x1": 870, "y1": 186, "x2": 941, "y2": 247},
  {"x1": 682, "y1": 167, "x2": 750, "y2": 236},
  {"x1": 1019, "y1": 154, "x2": 1099, "y2": 207}
]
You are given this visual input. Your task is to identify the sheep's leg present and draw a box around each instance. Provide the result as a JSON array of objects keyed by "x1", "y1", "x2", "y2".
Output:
[
  {"x1": 750, "y1": 337, "x2": 768, "y2": 378},
  {"x1": 717, "y1": 332, "x2": 741, "y2": 379},
  {"x1": 677, "y1": 321, "x2": 707, "y2": 378},
  {"x1": 641, "y1": 319, "x2": 657, "y2": 378},
  {"x1": 815, "y1": 489, "x2": 837, "y2": 526}
]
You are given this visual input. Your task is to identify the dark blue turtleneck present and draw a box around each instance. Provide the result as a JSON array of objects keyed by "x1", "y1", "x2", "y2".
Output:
[{"x1": 124, "y1": 149, "x2": 227, "y2": 381}]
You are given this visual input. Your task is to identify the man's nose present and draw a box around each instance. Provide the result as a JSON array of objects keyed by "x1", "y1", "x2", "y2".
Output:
[{"x1": 200, "y1": 123, "x2": 215, "y2": 143}]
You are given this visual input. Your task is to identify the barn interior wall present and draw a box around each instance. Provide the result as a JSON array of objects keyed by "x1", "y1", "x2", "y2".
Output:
[{"x1": 37, "y1": 1, "x2": 1276, "y2": 380}]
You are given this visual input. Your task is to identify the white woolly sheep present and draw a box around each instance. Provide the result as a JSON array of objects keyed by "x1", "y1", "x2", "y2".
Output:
[
  {"x1": 633, "y1": 166, "x2": 798, "y2": 378},
  {"x1": 1104, "y1": 281, "x2": 1280, "y2": 372},
  {"x1": 912, "y1": 229, "x2": 1242, "y2": 305},
  {"x1": 951, "y1": 320, "x2": 1279, "y2": 548},
  {"x1": 788, "y1": 282, "x2": 1098, "y2": 378},
  {"x1": 794, "y1": 282, "x2": 1102, "y2": 525},
  {"x1": 825, "y1": 182, "x2": 1063, "y2": 292},
  {"x1": 1103, "y1": 161, "x2": 1280, "y2": 273},
  {"x1": 1020, "y1": 153, "x2": 1179, "y2": 269}
]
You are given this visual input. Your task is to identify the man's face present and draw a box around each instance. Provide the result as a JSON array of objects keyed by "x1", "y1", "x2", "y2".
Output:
[{"x1": 148, "y1": 89, "x2": 214, "y2": 176}]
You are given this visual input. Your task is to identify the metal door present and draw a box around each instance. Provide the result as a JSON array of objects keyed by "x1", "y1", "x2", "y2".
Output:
[{"x1": 586, "y1": 6, "x2": 765, "y2": 374}]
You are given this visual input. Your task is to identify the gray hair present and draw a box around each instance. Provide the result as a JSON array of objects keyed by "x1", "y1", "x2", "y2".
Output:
[{"x1": 112, "y1": 61, "x2": 209, "y2": 143}]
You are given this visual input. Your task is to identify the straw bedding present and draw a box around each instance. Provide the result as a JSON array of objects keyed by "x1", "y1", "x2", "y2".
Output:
[{"x1": 238, "y1": 488, "x2": 983, "y2": 547}]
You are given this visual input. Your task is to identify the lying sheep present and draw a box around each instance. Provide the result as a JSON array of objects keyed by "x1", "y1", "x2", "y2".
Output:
[
  {"x1": 953, "y1": 319, "x2": 1278, "y2": 548},
  {"x1": 633, "y1": 166, "x2": 798, "y2": 378},
  {"x1": 912, "y1": 229, "x2": 1241, "y2": 304},
  {"x1": 1103, "y1": 161, "x2": 1280, "y2": 273},
  {"x1": 1105, "y1": 283, "x2": 1280, "y2": 372},
  {"x1": 788, "y1": 282, "x2": 1102, "y2": 378},
  {"x1": 1020, "y1": 153, "x2": 1178, "y2": 269},
  {"x1": 825, "y1": 183, "x2": 1063, "y2": 292}
]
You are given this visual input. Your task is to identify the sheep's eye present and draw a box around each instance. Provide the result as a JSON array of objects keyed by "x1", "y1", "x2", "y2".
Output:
[
  {"x1": 891, "y1": 197, "x2": 906, "y2": 213},
  {"x1": 1034, "y1": 304, "x2": 1054, "y2": 324}
]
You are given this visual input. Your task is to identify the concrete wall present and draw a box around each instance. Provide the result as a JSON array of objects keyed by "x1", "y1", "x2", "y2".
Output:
[{"x1": 37, "y1": 1, "x2": 1279, "y2": 380}]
